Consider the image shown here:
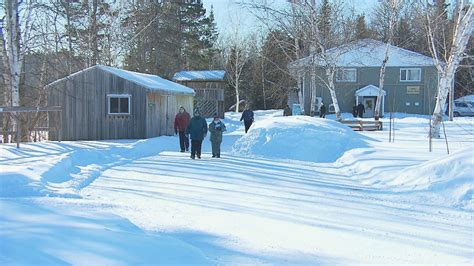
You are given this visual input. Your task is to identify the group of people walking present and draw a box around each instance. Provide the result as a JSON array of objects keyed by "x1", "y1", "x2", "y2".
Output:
[
  {"x1": 174, "y1": 105, "x2": 255, "y2": 159},
  {"x1": 174, "y1": 107, "x2": 226, "y2": 159}
]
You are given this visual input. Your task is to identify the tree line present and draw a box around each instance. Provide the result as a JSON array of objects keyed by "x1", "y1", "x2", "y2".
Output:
[{"x1": 1, "y1": 0, "x2": 472, "y2": 142}]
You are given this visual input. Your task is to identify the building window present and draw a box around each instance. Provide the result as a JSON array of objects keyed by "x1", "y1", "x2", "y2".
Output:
[
  {"x1": 108, "y1": 94, "x2": 131, "y2": 115},
  {"x1": 400, "y1": 68, "x2": 421, "y2": 82},
  {"x1": 336, "y1": 68, "x2": 357, "y2": 82}
]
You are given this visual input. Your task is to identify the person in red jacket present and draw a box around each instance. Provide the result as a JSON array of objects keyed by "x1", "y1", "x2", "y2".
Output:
[{"x1": 174, "y1": 106, "x2": 191, "y2": 152}]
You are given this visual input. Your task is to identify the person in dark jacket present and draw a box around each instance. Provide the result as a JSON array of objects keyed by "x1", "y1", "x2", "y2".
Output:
[
  {"x1": 352, "y1": 104, "x2": 358, "y2": 117},
  {"x1": 208, "y1": 115, "x2": 226, "y2": 158},
  {"x1": 357, "y1": 102, "x2": 365, "y2": 118},
  {"x1": 319, "y1": 102, "x2": 326, "y2": 118},
  {"x1": 283, "y1": 105, "x2": 292, "y2": 116},
  {"x1": 174, "y1": 106, "x2": 191, "y2": 152},
  {"x1": 186, "y1": 108, "x2": 208, "y2": 159},
  {"x1": 240, "y1": 105, "x2": 254, "y2": 133}
]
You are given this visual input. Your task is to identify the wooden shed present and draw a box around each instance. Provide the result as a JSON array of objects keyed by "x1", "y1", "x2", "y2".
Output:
[
  {"x1": 172, "y1": 70, "x2": 225, "y2": 118},
  {"x1": 46, "y1": 65, "x2": 195, "y2": 141}
]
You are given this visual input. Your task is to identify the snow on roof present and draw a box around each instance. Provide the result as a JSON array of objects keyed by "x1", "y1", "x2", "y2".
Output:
[
  {"x1": 172, "y1": 70, "x2": 226, "y2": 81},
  {"x1": 456, "y1": 94, "x2": 474, "y2": 102},
  {"x1": 290, "y1": 39, "x2": 436, "y2": 69},
  {"x1": 355, "y1": 85, "x2": 386, "y2": 96},
  {"x1": 46, "y1": 65, "x2": 195, "y2": 96}
]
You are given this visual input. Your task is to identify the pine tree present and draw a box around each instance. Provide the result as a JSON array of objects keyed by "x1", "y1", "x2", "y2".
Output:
[
  {"x1": 318, "y1": 0, "x2": 331, "y2": 46},
  {"x1": 355, "y1": 15, "x2": 369, "y2": 40}
]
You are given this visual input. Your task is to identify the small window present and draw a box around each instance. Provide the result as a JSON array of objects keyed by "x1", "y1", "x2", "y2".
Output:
[
  {"x1": 336, "y1": 68, "x2": 357, "y2": 82},
  {"x1": 400, "y1": 68, "x2": 421, "y2": 82},
  {"x1": 455, "y1": 102, "x2": 467, "y2": 107},
  {"x1": 108, "y1": 94, "x2": 131, "y2": 115}
]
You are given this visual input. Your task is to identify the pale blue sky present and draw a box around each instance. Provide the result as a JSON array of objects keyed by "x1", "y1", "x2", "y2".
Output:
[{"x1": 203, "y1": 0, "x2": 380, "y2": 37}]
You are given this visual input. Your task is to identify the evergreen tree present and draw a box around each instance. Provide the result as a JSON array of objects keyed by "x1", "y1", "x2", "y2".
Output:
[
  {"x1": 123, "y1": 0, "x2": 218, "y2": 78},
  {"x1": 318, "y1": 0, "x2": 331, "y2": 45},
  {"x1": 355, "y1": 15, "x2": 369, "y2": 40}
]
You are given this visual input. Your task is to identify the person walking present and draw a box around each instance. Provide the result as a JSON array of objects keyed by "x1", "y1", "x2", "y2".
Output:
[
  {"x1": 208, "y1": 115, "x2": 226, "y2": 158},
  {"x1": 357, "y1": 102, "x2": 365, "y2": 118},
  {"x1": 352, "y1": 104, "x2": 358, "y2": 117},
  {"x1": 319, "y1": 101, "x2": 326, "y2": 118},
  {"x1": 186, "y1": 108, "x2": 208, "y2": 159},
  {"x1": 240, "y1": 105, "x2": 254, "y2": 133},
  {"x1": 283, "y1": 104, "x2": 292, "y2": 116},
  {"x1": 174, "y1": 106, "x2": 191, "y2": 152}
]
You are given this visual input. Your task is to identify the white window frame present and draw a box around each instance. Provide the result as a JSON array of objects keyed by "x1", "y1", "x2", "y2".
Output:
[
  {"x1": 400, "y1": 68, "x2": 421, "y2": 82},
  {"x1": 336, "y1": 68, "x2": 357, "y2": 82},
  {"x1": 107, "y1": 94, "x2": 131, "y2": 115}
]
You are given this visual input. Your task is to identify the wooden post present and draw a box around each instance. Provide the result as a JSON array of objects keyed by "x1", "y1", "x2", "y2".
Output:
[
  {"x1": 389, "y1": 112, "x2": 392, "y2": 142},
  {"x1": 16, "y1": 114, "x2": 20, "y2": 148},
  {"x1": 58, "y1": 110, "x2": 62, "y2": 142},
  {"x1": 429, "y1": 117, "x2": 432, "y2": 152},
  {"x1": 442, "y1": 119, "x2": 449, "y2": 154}
]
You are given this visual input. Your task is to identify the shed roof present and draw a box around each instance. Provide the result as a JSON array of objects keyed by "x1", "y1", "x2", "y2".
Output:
[
  {"x1": 289, "y1": 39, "x2": 436, "y2": 70},
  {"x1": 46, "y1": 65, "x2": 195, "y2": 96},
  {"x1": 172, "y1": 70, "x2": 226, "y2": 81}
]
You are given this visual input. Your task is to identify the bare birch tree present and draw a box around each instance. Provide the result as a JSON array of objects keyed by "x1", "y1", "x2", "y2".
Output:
[
  {"x1": 424, "y1": 0, "x2": 473, "y2": 137},
  {"x1": 221, "y1": 24, "x2": 249, "y2": 113},
  {"x1": 374, "y1": 0, "x2": 400, "y2": 120}
]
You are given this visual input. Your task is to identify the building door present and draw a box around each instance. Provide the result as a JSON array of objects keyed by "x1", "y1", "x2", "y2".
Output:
[{"x1": 363, "y1": 97, "x2": 375, "y2": 118}]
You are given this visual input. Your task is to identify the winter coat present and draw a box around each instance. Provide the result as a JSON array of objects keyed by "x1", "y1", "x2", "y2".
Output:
[
  {"x1": 283, "y1": 106, "x2": 292, "y2": 116},
  {"x1": 209, "y1": 120, "x2": 226, "y2": 143},
  {"x1": 319, "y1": 104, "x2": 326, "y2": 115},
  {"x1": 186, "y1": 115, "x2": 208, "y2": 141},
  {"x1": 357, "y1": 103, "x2": 365, "y2": 114},
  {"x1": 240, "y1": 110, "x2": 254, "y2": 122},
  {"x1": 174, "y1": 111, "x2": 191, "y2": 132}
]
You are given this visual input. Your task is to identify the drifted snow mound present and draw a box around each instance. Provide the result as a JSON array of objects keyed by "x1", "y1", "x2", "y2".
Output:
[
  {"x1": 232, "y1": 116, "x2": 369, "y2": 163},
  {"x1": 389, "y1": 147, "x2": 474, "y2": 209}
]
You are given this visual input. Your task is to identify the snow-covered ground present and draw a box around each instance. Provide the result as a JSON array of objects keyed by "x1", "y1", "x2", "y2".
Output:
[{"x1": 1, "y1": 110, "x2": 473, "y2": 265}]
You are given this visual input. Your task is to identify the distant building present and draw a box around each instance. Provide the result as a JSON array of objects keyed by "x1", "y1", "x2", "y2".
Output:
[
  {"x1": 173, "y1": 70, "x2": 226, "y2": 118},
  {"x1": 46, "y1": 65, "x2": 195, "y2": 141},
  {"x1": 288, "y1": 39, "x2": 439, "y2": 117}
]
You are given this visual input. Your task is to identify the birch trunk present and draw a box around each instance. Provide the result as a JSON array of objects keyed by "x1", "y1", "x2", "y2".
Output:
[
  {"x1": 297, "y1": 75, "x2": 304, "y2": 114},
  {"x1": 375, "y1": 45, "x2": 389, "y2": 119},
  {"x1": 5, "y1": 0, "x2": 21, "y2": 108},
  {"x1": 430, "y1": 3, "x2": 473, "y2": 137},
  {"x1": 310, "y1": 65, "x2": 317, "y2": 116},
  {"x1": 326, "y1": 67, "x2": 341, "y2": 120},
  {"x1": 375, "y1": 0, "x2": 397, "y2": 120},
  {"x1": 1, "y1": 28, "x2": 12, "y2": 142},
  {"x1": 5, "y1": 0, "x2": 22, "y2": 143}
]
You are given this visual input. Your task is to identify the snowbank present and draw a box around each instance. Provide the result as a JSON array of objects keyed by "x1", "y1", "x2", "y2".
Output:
[
  {"x1": 388, "y1": 147, "x2": 474, "y2": 210},
  {"x1": 232, "y1": 116, "x2": 369, "y2": 163},
  {"x1": 0, "y1": 137, "x2": 177, "y2": 198}
]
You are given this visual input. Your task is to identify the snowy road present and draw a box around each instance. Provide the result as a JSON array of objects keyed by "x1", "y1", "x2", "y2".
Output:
[
  {"x1": 1, "y1": 111, "x2": 473, "y2": 265},
  {"x1": 79, "y1": 151, "x2": 472, "y2": 264}
]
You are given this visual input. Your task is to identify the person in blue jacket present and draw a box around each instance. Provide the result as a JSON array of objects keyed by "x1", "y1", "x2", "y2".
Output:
[
  {"x1": 240, "y1": 105, "x2": 254, "y2": 133},
  {"x1": 186, "y1": 108, "x2": 208, "y2": 159}
]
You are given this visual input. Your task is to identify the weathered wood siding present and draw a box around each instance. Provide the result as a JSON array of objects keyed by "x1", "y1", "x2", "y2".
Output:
[
  {"x1": 178, "y1": 80, "x2": 225, "y2": 118},
  {"x1": 47, "y1": 67, "x2": 147, "y2": 140},
  {"x1": 146, "y1": 93, "x2": 193, "y2": 138}
]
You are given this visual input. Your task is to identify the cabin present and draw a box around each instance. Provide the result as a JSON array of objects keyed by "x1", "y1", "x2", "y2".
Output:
[
  {"x1": 46, "y1": 65, "x2": 195, "y2": 141},
  {"x1": 288, "y1": 39, "x2": 439, "y2": 117},
  {"x1": 172, "y1": 70, "x2": 226, "y2": 118}
]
